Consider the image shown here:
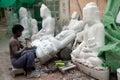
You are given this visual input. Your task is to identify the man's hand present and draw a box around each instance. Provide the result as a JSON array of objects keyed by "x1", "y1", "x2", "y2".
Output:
[{"x1": 23, "y1": 45, "x2": 29, "y2": 50}]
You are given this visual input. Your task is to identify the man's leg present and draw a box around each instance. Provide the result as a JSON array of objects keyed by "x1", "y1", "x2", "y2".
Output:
[{"x1": 11, "y1": 50, "x2": 36, "y2": 69}]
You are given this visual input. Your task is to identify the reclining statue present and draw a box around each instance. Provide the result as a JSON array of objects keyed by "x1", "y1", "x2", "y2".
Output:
[
  {"x1": 31, "y1": 19, "x2": 85, "y2": 64},
  {"x1": 31, "y1": 4, "x2": 55, "y2": 41},
  {"x1": 71, "y1": 2, "x2": 105, "y2": 69}
]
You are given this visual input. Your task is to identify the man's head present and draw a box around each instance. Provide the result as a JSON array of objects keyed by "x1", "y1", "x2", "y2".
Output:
[{"x1": 12, "y1": 24, "x2": 24, "y2": 37}]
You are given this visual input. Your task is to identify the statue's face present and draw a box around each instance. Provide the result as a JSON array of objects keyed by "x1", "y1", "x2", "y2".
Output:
[
  {"x1": 40, "y1": 6, "x2": 45, "y2": 18},
  {"x1": 19, "y1": 7, "x2": 28, "y2": 18},
  {"x1": 40, "y1": 4, "x2": 51, "y2": 18},
  {"x1": 83, "y1": 2, "x2": 99, "y2": 23},
  {"x1": 71, "y1": 12, "x2": 79, "y2": 19},
  {"x1": 83, "y1": 7, "x2": 94, "y2": 23}
]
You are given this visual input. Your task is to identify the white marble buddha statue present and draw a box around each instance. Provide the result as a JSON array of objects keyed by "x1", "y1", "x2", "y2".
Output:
[
  {"x1": 19, "y1": 7, "x2": 31, "y2": 42},
  {"x1": 31, "y1": 4, "x2": 55, "y2": 41},
  {"x1": 31, "y1": 19, "x2": 38, "y2": 36},
  {"x1": 31, "y1": 19, "x2": 85, "y2": 64},
  {"x1": 71, "y1": 2, "x2": 105, "y2": 69},
  {"x1": 116, "y1": 10, "x2": 120, "y2": 24},
  {"x1": 63, "y1": 11, "x2": 80, "y2": 30}
]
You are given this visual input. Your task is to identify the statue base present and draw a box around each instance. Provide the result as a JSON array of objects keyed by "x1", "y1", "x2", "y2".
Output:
[{"x1": 73, "y1": 61, "x2": 109, "y2": 80}]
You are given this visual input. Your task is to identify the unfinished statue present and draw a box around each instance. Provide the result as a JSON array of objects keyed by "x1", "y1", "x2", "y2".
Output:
[
  {"x1": 18, "y1": 7, "x2": 31, "y2": 42},
  {"x1": 71, "y1": 2, "x2": 105, "y2": 69},
  {"x1": 31, "y1": 19, "x2": 38, "y2": 36},
  {"x1": 62, "y1": 11, "x2": 80, "y2": 30},
  {"x1": 31, "y1": 4, "x2": 55, "y2": 41},
  {"x1": 31, "y1": 19, "x2": 85, "y2": 64}
]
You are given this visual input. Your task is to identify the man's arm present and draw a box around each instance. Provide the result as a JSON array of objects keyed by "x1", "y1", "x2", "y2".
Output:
[{"x1": 10, "y1": 41, "x2": 26, "y2": 57}]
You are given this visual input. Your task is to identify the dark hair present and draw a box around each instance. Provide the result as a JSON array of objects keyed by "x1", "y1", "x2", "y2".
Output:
[{"x1": 12, "y1": 24, "x2": 24, "y2": 34}]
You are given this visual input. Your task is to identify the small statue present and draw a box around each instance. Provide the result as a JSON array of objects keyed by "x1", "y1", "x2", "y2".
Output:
[
  {"x1": 31, "y1": 19, "x2": 38, "y2": 37},
  {"x1": 71, "y1": 2, "x2": 105, "y2": 69},
  {"x1": 18, "y1": 7, "x2": 31, "y2": 42},
  {"x1": 62, "y1": 11, "x2": 80, "y2": 30}
]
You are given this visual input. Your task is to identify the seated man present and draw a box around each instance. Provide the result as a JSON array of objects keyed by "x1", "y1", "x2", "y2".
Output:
[
  {"x1": 9, "y1": 24, "x2": 40, "y2": 78},
  {"x1": 71, "y1": 2, "x2": 105, "y2": 69}
]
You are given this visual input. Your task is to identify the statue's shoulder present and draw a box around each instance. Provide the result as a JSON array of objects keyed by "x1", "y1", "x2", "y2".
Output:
[
  {"x1": 92, "y1": 23, "x2": 104, "y2": 32},
  {"x1": 94, "y1": 22, "x2": 104, "y2": 28},
  {"x1": 51, "y1": 17, "x2": 55, "y2": 22},
  {"x1": 45, "y1": 17, "x2": 55, "y2": 23}
]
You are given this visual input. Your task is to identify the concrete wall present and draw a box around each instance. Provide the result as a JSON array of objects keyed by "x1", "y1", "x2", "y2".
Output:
[
  {"x1": 70, "y1": 0, "x2": 107, "y2": 19},
  {"x1": 59, "y1": 0, "x2": 70, "y2": 25},
  {"x1": 46, "y1": 0, "x2": 107, "y2": 19}
]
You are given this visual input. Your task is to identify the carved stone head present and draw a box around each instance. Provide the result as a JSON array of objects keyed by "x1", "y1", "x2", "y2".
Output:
[
  {"x1": 83, "y1": 2, "x2": 100, "y2": 23},
  {"x1": 71, "y1": 11, "x2": 79, "y2": 20},
  {"x1": 40, "y1": 4, "x2": 51, "y2": 18},
  {"x1": 31, "y1": 19, "x2": 37, "y2": 26},
  {"x1": 19, "y1": 7, "x2": 28, "y2": 19}
]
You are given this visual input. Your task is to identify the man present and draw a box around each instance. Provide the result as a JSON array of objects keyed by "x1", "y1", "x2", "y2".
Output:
[{"x1": 9, "y1": 24, "x2": 40, "y2": 78}]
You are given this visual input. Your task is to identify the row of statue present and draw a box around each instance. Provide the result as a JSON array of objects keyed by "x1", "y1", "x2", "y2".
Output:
[{"x1": 18, "y1": 2, "x2": 105, "y2": 70}]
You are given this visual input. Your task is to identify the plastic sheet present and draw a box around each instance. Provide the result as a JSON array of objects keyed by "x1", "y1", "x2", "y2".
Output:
[
  {"x1": 0, "y1": 0, "x2": 16, "y2": 8},
  {"x1": 98, "y1": 0, "x2": 120, "y2": 72}
]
